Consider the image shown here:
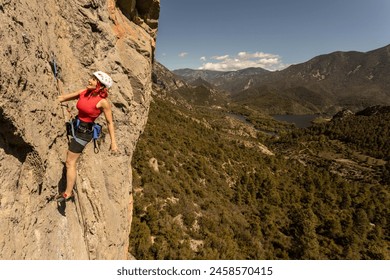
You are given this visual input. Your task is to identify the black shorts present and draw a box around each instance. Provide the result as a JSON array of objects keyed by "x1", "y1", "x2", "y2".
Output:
[{"x1": 68, "y1": 123, "x2": 94, "y2": 153}]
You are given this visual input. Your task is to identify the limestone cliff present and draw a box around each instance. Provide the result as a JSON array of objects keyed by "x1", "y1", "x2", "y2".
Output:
[{"x1": 0, "y1": 0, "x2": 159, "y2": 259}]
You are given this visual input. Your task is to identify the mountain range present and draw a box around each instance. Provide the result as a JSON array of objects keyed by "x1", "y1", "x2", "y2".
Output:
[
  {"x1": 131, "y1": 45, "x2": 390, "y2": 260},
  {"x1": 172, "y1": 44, "x2": 390, "y2": 114}
]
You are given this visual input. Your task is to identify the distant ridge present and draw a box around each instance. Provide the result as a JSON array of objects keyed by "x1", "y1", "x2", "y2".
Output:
[
  {"x1": 172, "y1": 44, "x2": 390, "y2": 114},
  {"x1": 173, "y1": 67, "x2": 270, "y2": 84}
]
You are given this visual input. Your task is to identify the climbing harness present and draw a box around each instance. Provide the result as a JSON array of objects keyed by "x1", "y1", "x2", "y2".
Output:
[{"x1": 66, "y1": 117, "x2": 102, "y2": 154}]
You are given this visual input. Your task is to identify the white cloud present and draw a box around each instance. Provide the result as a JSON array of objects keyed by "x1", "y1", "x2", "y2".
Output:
[
  {"x1": 212, "y1": 55, "x2": 230, "y2": 60},
  {"x1": 200, "y1": 56, "x2": 206, "y2": 61},
  {"x1": 199, "y1": 51, "x2": 288, "y2": 71},
  {"x1": 178, "y1": 52, "x2": 188, "y2": 58}
]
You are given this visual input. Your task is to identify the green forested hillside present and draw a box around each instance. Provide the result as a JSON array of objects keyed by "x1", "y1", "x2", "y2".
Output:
[{"x1": 129, "y1": 97, "x2": 390, "y2": 260}]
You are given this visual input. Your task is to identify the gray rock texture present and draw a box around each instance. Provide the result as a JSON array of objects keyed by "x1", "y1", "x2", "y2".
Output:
[{"x1": 0, "y1": 0, "x2": 159, "y2": 259}]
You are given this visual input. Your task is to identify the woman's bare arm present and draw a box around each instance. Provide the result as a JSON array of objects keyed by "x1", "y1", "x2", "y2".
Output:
[
  {"x1": 58, "y1": 89, "x2": 85, "y2": 103},
  {"x1": 99, "y1": 99, "x2": 118, "y2": 152}
]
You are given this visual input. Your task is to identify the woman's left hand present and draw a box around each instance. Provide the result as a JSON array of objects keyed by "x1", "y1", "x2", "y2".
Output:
[{"x1": 110, "y1": 142, "x2": 119, "y2": 153}]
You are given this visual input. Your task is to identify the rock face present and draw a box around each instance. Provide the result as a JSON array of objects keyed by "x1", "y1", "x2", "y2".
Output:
[{"x1": 0, "y1": 0, "x2": 159, "y2": 259}]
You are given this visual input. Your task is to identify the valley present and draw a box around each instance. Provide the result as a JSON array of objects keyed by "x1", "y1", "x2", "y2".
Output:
[
  {"x1": 129, "y1": 68, "x2": 389, "y2": 259},
  {"x1": 129, "y1": 47, "x2": 390, "y2": 260}
]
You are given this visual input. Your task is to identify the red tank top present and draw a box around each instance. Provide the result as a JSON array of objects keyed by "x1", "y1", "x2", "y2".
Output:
[{"x1": 76, "y1": 90, "x2": 104, "y2": 122}]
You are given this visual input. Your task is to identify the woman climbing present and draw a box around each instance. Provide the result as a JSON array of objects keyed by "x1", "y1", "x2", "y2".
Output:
[{"x1": 56, "y1": 71, "x2": 118, "y2": 202}]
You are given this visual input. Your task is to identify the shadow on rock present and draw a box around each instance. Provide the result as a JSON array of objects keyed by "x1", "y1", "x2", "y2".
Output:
[{"x1": 56, "y1": 164, "x2": 67, "y2": 216}]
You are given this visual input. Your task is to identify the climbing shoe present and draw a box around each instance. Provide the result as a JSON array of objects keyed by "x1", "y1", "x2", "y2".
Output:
[{"x1": 55, "y1": 192, "x2": 73, "y2": 203}]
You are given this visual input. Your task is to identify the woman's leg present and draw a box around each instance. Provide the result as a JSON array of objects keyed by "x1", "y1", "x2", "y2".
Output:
[{"x1": 64, "y1": 150, "x2": 81, "y2": 197}]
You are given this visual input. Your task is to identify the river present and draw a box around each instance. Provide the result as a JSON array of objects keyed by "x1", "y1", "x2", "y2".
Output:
[
  {"x1": 226, "y1": 113, "x2": 323, "y2": 132},
  {"x1": 272, "y1": 114, "x2": 321, "y2": 128}
]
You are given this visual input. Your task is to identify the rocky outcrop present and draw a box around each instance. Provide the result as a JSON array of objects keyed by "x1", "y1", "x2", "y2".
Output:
[
  {"x1": 152, "y1": 61, "x2": 186, "y2": 93},
  {"x1": 355, "y1": 105, "x2": 390, "y2": 116},
  {"x1": 0, "y1": 0, "x2": 159, "y2": 259},
  {"x1": 332, "y1": 109, "x2": 354, "y2": 121}
]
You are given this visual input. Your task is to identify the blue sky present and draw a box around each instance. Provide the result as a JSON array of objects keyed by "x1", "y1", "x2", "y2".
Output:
[{"x1": 155, "y1": 0, "x2": 390, "y2": 71}]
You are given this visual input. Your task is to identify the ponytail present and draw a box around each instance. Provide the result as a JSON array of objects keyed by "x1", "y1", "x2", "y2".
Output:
[{"x1": 86, "y1": 81, "x2": 108, "y2": 98}]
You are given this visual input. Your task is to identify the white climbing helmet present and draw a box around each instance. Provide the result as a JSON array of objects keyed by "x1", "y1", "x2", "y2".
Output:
[{"x1": 93, "y1": 71, "x2": 113, "y2": 88}]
